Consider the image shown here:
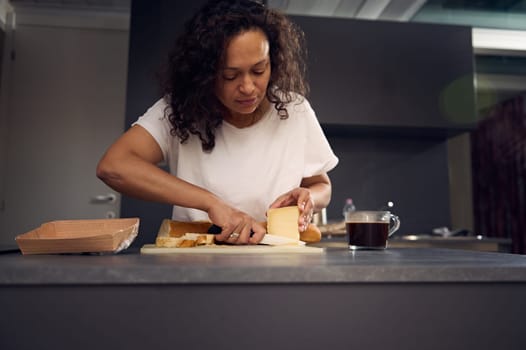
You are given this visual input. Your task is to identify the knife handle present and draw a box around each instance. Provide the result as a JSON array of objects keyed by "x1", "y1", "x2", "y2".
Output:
[
  {"x1": 207, "y1": 224, "x2": 255, "y2": 236},
  {"x1": 207, "y1": 224, "x2": 222, "y2": 234}
]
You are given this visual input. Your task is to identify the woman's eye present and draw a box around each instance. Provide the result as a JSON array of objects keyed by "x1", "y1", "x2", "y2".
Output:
[
  {"x1": 223, "y1": 76, "x2": 236, "y2": 81},
  {"x1": 253, "y1": 71, "x2": 265, "y2": 75}
]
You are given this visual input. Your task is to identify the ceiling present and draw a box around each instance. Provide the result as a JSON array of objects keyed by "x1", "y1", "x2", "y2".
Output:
[
  {"x1": 8, "y1": 0, "x2": 526, "y2": 21},
  {"x1": 267, "y1": 0, "x2": 526, "y2": 31},
  {"x1": 268, "y1": 0, "x2": 427, "y2": 21},
  {"x1": 7, "y1": 0, "x2": 526, "y2": 37}
]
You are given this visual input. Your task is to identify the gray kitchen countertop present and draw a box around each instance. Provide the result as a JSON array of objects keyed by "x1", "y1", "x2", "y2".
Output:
[{"x1": 2, "y1": 247, "x2": 526, "y2": 285}]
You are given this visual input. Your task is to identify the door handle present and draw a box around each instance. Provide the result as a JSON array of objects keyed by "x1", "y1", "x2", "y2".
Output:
[{"x1": 91, "y1": 193, "x2": 117, "y2": 204}]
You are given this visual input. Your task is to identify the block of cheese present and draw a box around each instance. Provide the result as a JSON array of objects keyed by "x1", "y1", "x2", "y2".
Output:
[{"x1": 267, "y1": 206, "x2": 300, "y2": 241}]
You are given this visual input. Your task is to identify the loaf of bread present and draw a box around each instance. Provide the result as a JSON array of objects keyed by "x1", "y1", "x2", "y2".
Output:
[
  {"x1": 300, "y1": 223, "x2": 322, "y2": 243},
  {"x1": 167, "y1": 220, "x2": 213, "y2": 238},
  {"x1": 155, "y1": 219, "x2": 214, "y2": 248}
]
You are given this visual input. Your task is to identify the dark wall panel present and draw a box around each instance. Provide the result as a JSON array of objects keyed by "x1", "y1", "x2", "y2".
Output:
[
  {"x1": 0, "y1": 27, "x2": 5, "y2": 89},
  {"x1": 327, "y1": 135, "x2": 450, "y2": 234}
]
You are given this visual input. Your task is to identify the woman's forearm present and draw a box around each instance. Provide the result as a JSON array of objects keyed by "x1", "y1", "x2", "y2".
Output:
[
  {"x1": 97, "y1": 154, "x2": 219, "y2": 213},
  {"x1": 300, "y1": 173, "x2": 332, "y2": 213},
  {"x1": 304, "y1": 182, "x2": 331, "y2": 213},
  {"x1": 97, "y1": 125, "x2": 222, "y2": 213}
]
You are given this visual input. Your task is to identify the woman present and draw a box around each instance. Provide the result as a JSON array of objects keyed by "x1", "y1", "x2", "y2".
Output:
[{"x1": 97, "y1": 0, "x2": 338, "y2": 245}]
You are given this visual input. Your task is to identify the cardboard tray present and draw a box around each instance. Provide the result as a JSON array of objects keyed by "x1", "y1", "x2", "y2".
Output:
[{"x1": 15, "y1": 218, "x2": 139, "y2": 255}]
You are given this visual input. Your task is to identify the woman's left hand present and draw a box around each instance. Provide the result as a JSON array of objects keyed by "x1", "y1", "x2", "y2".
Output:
[{"x1": 269, "y1": 187, "x2": 314, "y2": 232}]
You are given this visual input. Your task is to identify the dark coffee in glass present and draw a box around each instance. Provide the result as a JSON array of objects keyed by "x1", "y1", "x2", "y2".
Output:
[
  {"x1": 346, "y1": 222, "x2": 389, "y2": 248},
  {"x1": 345, "y1": 211, "x2": 400, "y2": 250}
]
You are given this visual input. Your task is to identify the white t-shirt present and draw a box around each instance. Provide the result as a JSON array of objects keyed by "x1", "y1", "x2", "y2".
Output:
[{"x1": 134, "y1": 96, "x2": 339, "y2": 221}]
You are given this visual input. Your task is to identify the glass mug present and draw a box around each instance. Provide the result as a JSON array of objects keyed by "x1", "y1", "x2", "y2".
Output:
[{"x1": 345, "y1": 211, "x2": 400, "y2": 250}]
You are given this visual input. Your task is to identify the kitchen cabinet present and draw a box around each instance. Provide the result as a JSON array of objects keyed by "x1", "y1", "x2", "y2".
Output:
[
  {"x1": 293, "y1": 16, "x2": 477, "y2": 135},
  {"x1": 2, "y1": 247, "x2": 526, "y2": 350}
]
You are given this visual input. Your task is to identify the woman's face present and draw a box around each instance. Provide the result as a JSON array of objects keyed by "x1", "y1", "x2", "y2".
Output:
[{"x1": 215, "y1": 29, "x2": 271, "y2": 121}]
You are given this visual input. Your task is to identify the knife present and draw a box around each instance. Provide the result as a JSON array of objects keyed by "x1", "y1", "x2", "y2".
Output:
[{"x1": 206, "y1": 224, "x2": 303, "y2": 246}]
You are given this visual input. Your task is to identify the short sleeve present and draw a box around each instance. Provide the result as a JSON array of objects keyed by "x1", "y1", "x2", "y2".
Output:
[
  {"x1": 294, "y1": 99, "x2": 339, "y2": 177},
  {"x1": 132, "y1": 98, "x2": 174, "y2": 163}
]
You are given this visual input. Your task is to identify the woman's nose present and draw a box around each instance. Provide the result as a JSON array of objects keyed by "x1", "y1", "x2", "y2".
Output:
[{"x1": 239, "y1": 75, "x2": 255, "y2": 94}]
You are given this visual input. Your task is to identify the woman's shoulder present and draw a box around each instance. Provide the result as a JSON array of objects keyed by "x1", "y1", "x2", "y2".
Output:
[
  {"x1": 269, "y1": 90, "x2": 311, "y2": 112},
  {"x1": 282, "y1": 93, "x2": 313, "y2": 116},
  {"x1": 265, "y1": 93, "x2": 316, "y2": 131},
  {"x1": 136, "y1": 97, "x2": 172, "y2": 122},
  {"x1": 150, "y1": 97, "x2": 170, "y2": 115}
]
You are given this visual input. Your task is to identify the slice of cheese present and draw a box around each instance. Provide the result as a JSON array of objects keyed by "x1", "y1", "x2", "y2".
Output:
[{"x1": 267, "y1": 206, "x2": 300, "y2": 241}]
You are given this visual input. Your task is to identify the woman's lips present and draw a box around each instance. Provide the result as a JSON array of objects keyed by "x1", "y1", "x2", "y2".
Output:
[{"x1": 236, "y1": 98, "x2": 257, "y2": 106}]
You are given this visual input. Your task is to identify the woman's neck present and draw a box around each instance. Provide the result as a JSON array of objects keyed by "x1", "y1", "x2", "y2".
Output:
[{"x1": 224, "y1": 99, "x2": 270, "y2": 128}]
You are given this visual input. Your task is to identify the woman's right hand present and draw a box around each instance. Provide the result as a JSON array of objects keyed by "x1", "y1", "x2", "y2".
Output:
[{"x1": 206, "y1": 200, "x2": 266, "y2": 245}]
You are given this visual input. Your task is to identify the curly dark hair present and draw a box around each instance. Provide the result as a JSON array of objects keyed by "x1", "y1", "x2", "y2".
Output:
[{"x1": 160, "y1": 0, "x2": 309, "y2": 152}]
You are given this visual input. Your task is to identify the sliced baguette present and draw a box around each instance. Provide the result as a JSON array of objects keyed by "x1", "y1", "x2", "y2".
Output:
[{"x1": 155, "y1": 219, "x2": 214, "y2": 248}]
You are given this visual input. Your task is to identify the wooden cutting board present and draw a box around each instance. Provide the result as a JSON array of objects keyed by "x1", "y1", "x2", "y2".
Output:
[{"x1": 140, "y1": 244, "x2": 324, "y2": 254}]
